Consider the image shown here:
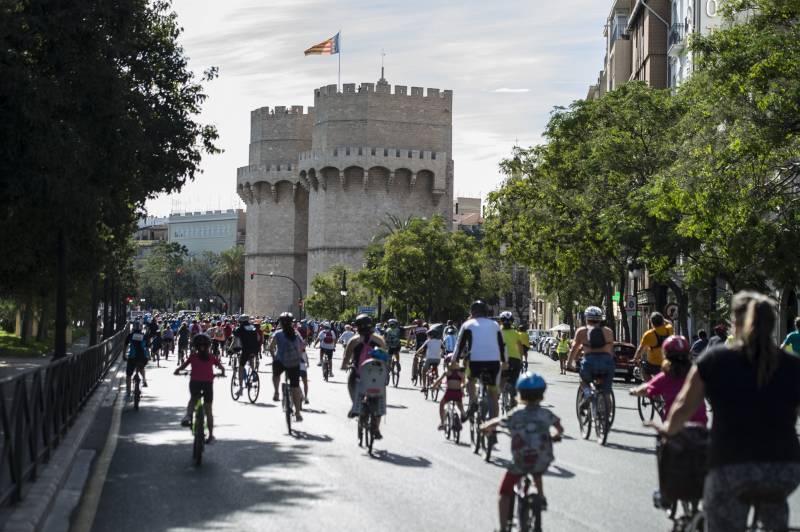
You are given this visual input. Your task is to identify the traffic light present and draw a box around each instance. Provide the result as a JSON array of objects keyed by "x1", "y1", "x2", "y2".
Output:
[{"x1": 250, "y1": 272, "x2": 255, "y2": 280}]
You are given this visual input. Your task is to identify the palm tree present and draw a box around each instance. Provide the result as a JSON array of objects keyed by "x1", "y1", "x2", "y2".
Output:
[
  {"x1": 371, "y1": 213, "x2": 416, "y2": 243},
  {"x1": 213, "y1": 245, "x2": 245, "y2": 312}
]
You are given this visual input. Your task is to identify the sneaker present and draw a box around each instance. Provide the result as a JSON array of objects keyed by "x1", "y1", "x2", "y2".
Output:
[
  {"x1": 317, "y1": 361, "x2": 322, "y2": 366},
  {"x1": 125, "y1": 392, "x2": 132, "y2": 403},
  {"x1": 437, "y1": 424, "x2": 445, "y2": 431},
  {"x1": 540, "y1": 497, "x2": 548, "y2": 511},
  {"x1": 180, "y1": 416, "x2": 191, "y2": 427},
  {"x1": 347, "y1": 410, "x2": 358, "y2": 419},
  {"x1": 373, "y1": 430, "x2": 383, "y2": 440},
  {"x1": 206, "y1": 435, "x2": 216, "y2": 444},
  {"x1": 273, "y1": 393, "x2": 279, "y2": 402},
  {"x1": 304, "y1": 397, "x2": 309, "y2": 405},
  {"x1": 295, "y1": 414, "x2": 303, "y2": 422},
  {"x1": 142, "y1": 380, "x2": 148, "y2": 388},
  {"x1": 330, "y1": 373, "x2": 334, "y2": 378}
]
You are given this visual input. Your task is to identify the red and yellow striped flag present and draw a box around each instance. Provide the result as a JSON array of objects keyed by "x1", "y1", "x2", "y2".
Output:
[{"x1": 304, "y1": 33, "x2": 340, "y2": 56}]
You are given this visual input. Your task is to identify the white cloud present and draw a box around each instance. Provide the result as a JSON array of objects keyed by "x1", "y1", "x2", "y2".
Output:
[{"x1": 145, "y1": 0, "x2": 610, "y2": 215}]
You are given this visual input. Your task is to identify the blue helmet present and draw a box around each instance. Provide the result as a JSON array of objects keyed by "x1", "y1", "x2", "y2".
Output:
[{"x1": 516, "y1": 372, "x2": 546, "y2": 391}]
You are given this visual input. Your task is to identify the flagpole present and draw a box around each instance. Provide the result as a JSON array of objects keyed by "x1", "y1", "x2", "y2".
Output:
[{"x1": 338, "y1": 30, "x2": 341, "y2": 91}]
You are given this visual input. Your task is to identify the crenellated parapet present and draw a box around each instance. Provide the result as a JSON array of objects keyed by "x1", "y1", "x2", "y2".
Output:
[
  {"x1": 315, "y1": 83, "x2": 452, "y2": 100},
  {"x1": 236, "y1": 164, "x2": 304, "y2": 205},
  {"x1": 297, "y1": 146, "x2": 448, "y2": 194}
]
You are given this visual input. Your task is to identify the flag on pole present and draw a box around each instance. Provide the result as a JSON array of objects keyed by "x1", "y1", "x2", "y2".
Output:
[{"x1": 304, "y1": 33, "x2": 340, "y2": 55}]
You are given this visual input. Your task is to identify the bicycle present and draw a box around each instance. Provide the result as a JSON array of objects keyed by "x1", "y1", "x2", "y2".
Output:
[
  {"x1": 177, "y1": 371, "x2": 224, "y2": 467},
  {"x1": 443, "y1": 400, "x2": 462, "y2": 443},
  {"x1": 410, "y1": 355, "x2": 421, "y2": 386},
  {"x1": 638, "y1": 393, "x2": 666, "y2": 422},
  {"x1": 422, "y1": 362, "x2": 440, "y2": 401},
  {"x1": 151, "y1": 345, "x2": 160, "y2": 368},
  {"x1": 132, "y1": 371, "x2": 142, "y2": 411},
  {"x1": 321, "y1": 350, "x2": 332, "y2": 382},
  {"x1": 469, "y1": 369, "x2": 496, "y2": 462},
  {"x1": 231, "y1": 354, "x2": 260, "y2": 403},
  {"x1": 358, "y1": 394, "x2": 380, "y2": 456},
  {"x1": 178, "y1": 344, "x2": 188, "y2": 365},
  {"x1": 389, "y1": 355, "x2": 400, "y2": 387},
  {"x1": 162, "y1": 339, "x2": 173, "y2": 361},
  {"x1": 500, "y1": 372, "x2": 516, "y2": 415},
  {"x1": 575, "y1": 373, "x2": 615, "y2": 446},
  {"x1": 282, "y1": 371, "x2": 293, "y2": 434}
]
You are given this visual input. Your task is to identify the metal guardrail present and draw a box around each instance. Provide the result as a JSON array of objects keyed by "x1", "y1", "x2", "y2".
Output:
[
  {"x1": 0, "y1": 327, "x2": 127, "y2": 505},
  {"x1": 669, "y1": 22, "x2": 688, "y2": 48}
]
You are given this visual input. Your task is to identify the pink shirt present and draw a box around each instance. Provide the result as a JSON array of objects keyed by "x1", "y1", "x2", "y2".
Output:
[
  {"x1": 647, "y1": 372, "x2": 708, "y2": 425},
  {"x1": 188, "y1": 353, "x2": 220, "y2": 382}
]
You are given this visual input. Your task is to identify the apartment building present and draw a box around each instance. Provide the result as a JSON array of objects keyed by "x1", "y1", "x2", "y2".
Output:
[{"x1": 628, "y1": 0, "x2": 671, "y2": 88}]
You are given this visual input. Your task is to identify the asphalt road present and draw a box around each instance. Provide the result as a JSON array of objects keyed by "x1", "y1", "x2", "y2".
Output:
[{"x1": 82, "y1": 346, "x2": 800, "y2": 532}]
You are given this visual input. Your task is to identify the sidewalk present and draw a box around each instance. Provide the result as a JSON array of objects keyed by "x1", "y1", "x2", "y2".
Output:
[{"x1": 0, "y1": 337, "x2": 91, "y2": 379}]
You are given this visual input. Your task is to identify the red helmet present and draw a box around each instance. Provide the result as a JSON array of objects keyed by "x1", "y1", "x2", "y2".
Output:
[{"x1": 662, "y1": 335, "x2": 690, "y2": 356}]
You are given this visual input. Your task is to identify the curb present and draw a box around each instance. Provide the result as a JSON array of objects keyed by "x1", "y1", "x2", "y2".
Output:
[{"x1": 0, "y1": 358, "x2": 124, "y2": 532}]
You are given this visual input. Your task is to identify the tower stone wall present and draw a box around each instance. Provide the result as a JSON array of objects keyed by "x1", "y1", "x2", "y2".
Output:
[{"x1": 238, "y1": 79, "x2": 454, "y2": 316}]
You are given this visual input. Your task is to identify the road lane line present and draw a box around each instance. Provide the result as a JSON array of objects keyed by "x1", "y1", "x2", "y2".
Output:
[{"x1": 71, "y1": 369, "x2": 125, "y2": 532}]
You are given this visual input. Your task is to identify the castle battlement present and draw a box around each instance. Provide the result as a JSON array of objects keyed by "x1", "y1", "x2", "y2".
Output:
[
  {"x1": 298, "y1": 146, "x2": 447, "y2": 163},
  {"x1": 236, "y1": 164, "x2": 298, "y2": 185},
  {"x1": 251, "y1": 105, "x2": 314, "y2": 119},
  {"x1": 315, "y1": 83, "x2": 452, "y2": 100}
]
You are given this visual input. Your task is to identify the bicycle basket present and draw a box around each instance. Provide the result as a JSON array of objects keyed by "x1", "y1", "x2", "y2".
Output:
[
  {"x1": 359, "y1": 359, "x2": 387, "y2": 398},
  {"x1": 657, "y1": 425, "x2": 709, "y2": 503}
]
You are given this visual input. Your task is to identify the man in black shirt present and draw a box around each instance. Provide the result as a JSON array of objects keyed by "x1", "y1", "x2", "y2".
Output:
[{"x1": 233, "y1": 315, "x2": 260, "y2": 399}]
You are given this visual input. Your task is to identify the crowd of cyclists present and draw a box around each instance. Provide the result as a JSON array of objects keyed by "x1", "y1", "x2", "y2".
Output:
[{"x1": 124, "y1": 288, "x2": 800, "y2": 532}]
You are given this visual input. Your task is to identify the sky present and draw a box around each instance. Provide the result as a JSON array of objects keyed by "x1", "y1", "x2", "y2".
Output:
[{"x1": 145, "y1": 0, "x2": 610, "y2": 217}]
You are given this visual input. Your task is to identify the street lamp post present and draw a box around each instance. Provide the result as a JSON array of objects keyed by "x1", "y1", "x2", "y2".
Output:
[
  {"x1": 340, "y1": 270, "x2": 347, "y2": 314},
  {"x1": 628, "y1": 263, "x2": 644, "y2": 344},
  {"x1": 250, "y1": 271, "x2": 305, "y2": 318}
]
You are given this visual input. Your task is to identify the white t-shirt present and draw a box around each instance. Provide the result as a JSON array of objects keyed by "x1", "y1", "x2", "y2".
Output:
[
  {"x1": 458, "y1": 317, "x2": 501, "y2": 362},
  {"x1": 339, "y1": 331, "x2": 355, "y2": 345},
  {"x1": 317, "y1": 329, "x2": 337, "y2": 350},
  {"x1": 424, "y1": 338, "x2": 442, "y2": 361}
]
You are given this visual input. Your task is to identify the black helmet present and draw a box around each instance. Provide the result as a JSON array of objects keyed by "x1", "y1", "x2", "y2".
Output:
[
  {"x1": 279, "y1": 312, "x2": 294, "y2": 325},
  {"x1": 192, "y1": 333, "x2": 211, "y2": 348},
  {"x1": 238, "y1": 314, "x2": 250, "y2": 323},
  {"x1": 470, "y1": 300, "x2": 489, "y2": 317},
  {"x1": 428, "y1": 323, "x2": 444, "y2": 339},
  {"x1": 354, "y1": 314, "x2": 373, "y2": 331}
]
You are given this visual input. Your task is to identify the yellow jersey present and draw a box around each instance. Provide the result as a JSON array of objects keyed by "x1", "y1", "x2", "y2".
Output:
[{"x1": 640, "y1": 324, "x2": 673, "y2": 365}]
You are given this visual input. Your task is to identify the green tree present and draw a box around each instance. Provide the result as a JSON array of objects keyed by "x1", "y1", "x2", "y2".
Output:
[
  {"x1": 137, "y1": 242, "x2": 188, "y2": 309},
  {"x1": 305, "y1": 265, "x2": 370, "y2": 320},
  {"x1": 213, "y1": 246, "x2": 245, "y2": 312}
]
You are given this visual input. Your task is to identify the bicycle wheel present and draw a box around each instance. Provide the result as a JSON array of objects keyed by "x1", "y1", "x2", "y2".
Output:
[
  {"x1": 247, "y1": 371, "x2": 260, "y2": 403},
  {"x1": 637, "y1": 394, "x2": 654, "y2": 421},
  {"x1": 193, "y1": 407, "x2": 205, "y2": 467},
  {"x1": 391, "y1": 361, "x2": 400, "y2": 387},
  {"x1": 445, "y1": 409, "x2": 452, "y2": 440},
  {"x1": 576, "y1": 387, "x2": 592, "y2": 440},
  {"x1": 454, "y1": 419, "x2": 461, "y2": 444},
  {"x1": 411, "y1": 361, "x2": 418, "y2": 386},
  {"x1": 501, "y1": 387, "x2": 510, "y2": 415},
  {"x1": 432, "y1": 383, "x2": 440, "y2": 402},
  {"x1": 283, "y1": 383, "x2": 292, "y2": 434},
  {"x1": 230, "y1": 358, "x2": 240, "y2": 400},
  {"x1": 133, "y1": 376, "x2": 140, "y2": 411},
  {"x1": 608, "y1": 388, "x2": 616, "y2": 427},
  {"x1": 323, "y1": 359, "x2": 329, "y2": 382},
  {"x1": 516, "y1": 495, "x2": 530, "y2": 532},
  {"x1": 366, "y1": 411, "x2": 375, "y2": 455},
  {"x1": 469, "y1": 412, "x2": 477, "y2": 446},
  {"x1": 595, "y1": 393, "x2": 610, "y2": 446}
]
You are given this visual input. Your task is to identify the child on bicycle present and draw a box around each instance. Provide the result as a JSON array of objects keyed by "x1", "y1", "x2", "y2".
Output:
[
  {"x1": 429, "y1": 355, "x2": 465, "y2": 430},
  {"x1": 481, "y1": 372, "x2": 563, "y2": 531},
  {"x1": 629, "y1": 335, "x2": 708, "y2": 425},
  {"x1": 416, "y1": 326, "x2": 444, "y2": 390},
  {"x1": 174, "y1": 333, "x2": 225, "y2": 444}
]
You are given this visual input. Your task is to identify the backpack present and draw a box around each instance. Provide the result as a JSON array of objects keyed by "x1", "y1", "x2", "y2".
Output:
[
  {"x1": 587, "y1": 326, "x2": 606, "y2": 349},
  {"x1": 324, "y1": 330, "x2": 334, "y2": 345},
  {"x1": 280, "y1": 334, "x2": 302, "y2": 368}
]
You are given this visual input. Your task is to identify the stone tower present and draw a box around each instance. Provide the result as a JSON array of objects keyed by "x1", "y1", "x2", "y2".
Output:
[
  {"x1": 237, "y1": 106, "x2": 312, "y2": 317},
  {"x1": 238, "y1": 78, "x2": 454, "y2": 317}
]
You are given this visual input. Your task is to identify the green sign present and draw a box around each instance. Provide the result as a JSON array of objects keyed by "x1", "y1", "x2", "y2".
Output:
[{"x1": 611, "y1": 291, "x2": 621, "y2": 302}]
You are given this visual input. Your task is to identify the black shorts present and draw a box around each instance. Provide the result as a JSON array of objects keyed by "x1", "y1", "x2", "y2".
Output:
[
  {"x1": 320, "y1": 347, "x2": 334, "y2": 359},
  {"x1": 239, "y1": 351, "x2": 257, "y2": 368},
  {"x1": 506, "y1": 358, "x2": 523, "y2": 385},
  {"x1": 388, "y1": 346, "x2": 401, "y2": 356},
  {"x1": 468, "y1": 360, "x2": 501, "y2": 386},
  {"x1": 189, "y1": 381, "x2": 214, "y2": 403},
  {"x1": 126, "y1": 359, "x2": 146, "y2": 377},
  {"x1": 643, "y1": 361, "x2": 662, "y2": 379},
  {"x1": 272, "y1": 358, "x2": 301, "y2": 388}
]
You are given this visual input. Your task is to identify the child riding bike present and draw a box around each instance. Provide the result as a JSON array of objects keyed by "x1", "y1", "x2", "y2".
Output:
[
  {"x1": 174, "y1": 333, "x2": 225, "y2": 444},
  {"x1": 481, "y1": 372, "x2": 563, "y2": 531},
  {"x1": 416, "y1": 325, "x2": 444, "y2": 390},
  {"x1": 429, "y1": 355, "x2": 465, "y2": 430}
]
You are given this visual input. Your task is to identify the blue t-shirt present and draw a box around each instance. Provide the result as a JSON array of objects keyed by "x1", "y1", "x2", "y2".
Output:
[
  {"x1": 273, "y1": 330, "x2": 305, "y2": 366},
  {"x1": 444, "y1": 334, "x2": 457, "y2": 353},
  {"x1": 782, "y1": 331, "x2": 800, "y2": 355}
]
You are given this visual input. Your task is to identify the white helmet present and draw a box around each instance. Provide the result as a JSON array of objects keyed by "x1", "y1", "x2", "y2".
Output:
[
  {"x1": 584, "y1": 306, "x2": 604, "y2": 322},
  {"x1": 499, "y1": 311, "x2": 514, "y2": 322}
]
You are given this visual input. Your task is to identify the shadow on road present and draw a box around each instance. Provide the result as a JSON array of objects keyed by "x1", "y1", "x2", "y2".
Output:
[
  {"x1": 93, "y1": 404, "x2": 324, "y2": 532},
  {"x1": 386, "y1": 404, "x2": 408, "y2": 409},
  {"x1": 291, "y1": 430, "x2": 333, "y2": 442},
  {"x1": 372, "y1": 450, "x2": 432, "y2": 467},
  {"x1": 604, "y1": 441, "x2": 656, "y2": 455},
  {"x1": 611, "y1": 427, "x2": 653, "y2": 438}
]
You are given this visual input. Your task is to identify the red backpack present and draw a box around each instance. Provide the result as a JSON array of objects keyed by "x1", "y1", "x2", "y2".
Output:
[{"x1": 324, "y1": 330, "x2": 334, "y2": 344}]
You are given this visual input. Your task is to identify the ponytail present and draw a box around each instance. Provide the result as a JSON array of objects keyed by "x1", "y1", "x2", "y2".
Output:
[{"x1": 732, "y1": 291, "x2": 778, "y2": 388}]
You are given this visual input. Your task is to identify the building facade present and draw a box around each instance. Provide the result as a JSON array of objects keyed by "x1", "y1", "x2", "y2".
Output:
[
  {"x1": 167, "y1": 209, "x2": 245, "y2": 255},
  {"x1": 238, "y1": 76, "x2": 455, "y2": 317}
]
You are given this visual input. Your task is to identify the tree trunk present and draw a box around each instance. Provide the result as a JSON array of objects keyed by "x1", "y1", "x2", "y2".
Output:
[
  {"x1": 36, "y1": 300, "x2": 48, "y2": 342},
  {"x1": 102, "y1": 274, "x2": 111, "y2": 339},
  {"x1": 89, "y1": 275, "x2": 98, "y2": 346},
  {"x1": 604, "y1": 282, "x2": 616, "y2": 340},
  {"x1": 110, "y1": 278, "x2": 117, "y2": 334},
  {"x1": 618, "y1": 269, "x2": 630, "y2": 343},
  {"x1": 53, "y1": 229, "x2": 67, "y2": 359},
  {"x1": 20, "y1": 296, "x2": 33, "y2": 344}
]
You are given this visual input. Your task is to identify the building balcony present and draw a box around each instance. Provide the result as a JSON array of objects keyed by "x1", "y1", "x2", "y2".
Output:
[{"x1": 668, "y1": 23, "x2": 688, "y2": 57}]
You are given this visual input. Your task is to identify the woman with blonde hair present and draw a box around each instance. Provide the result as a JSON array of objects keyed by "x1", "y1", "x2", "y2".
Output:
[{"x1": 660, "y1": 291, "x2": 800, "y2": 531}]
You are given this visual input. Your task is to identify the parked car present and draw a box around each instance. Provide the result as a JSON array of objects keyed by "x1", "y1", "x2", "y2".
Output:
[{"x1": 613, "y1": 341, "x2": 637, "y2": 382}]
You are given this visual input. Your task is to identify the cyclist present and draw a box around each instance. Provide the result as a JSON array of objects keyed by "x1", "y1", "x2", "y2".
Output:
[
  {"x1": 443, "y1": 322, "x2": 458, "y2": 356},
  {"x1": 189, "y1": 319, "x2": 201, "y2": 340},
  {"x1": 629, "y1": 335, "x2": 707, "y2": 424},
  {"x1": 125, "y1": 321, "x2": 150, "y2": 400},
  {"x1": 555, "y1": 333, "x2": 570, "y2": 375},
  {"x1": 454, "y1": 300, "x2": 506, "y2": 422},
  {"x1": 428, "y1": 355, "x2": 465, "y2": 430},
  {"x1": 314, "y1": 322, "x2": 337, "y2": 374},
  {"x1": 341, "y1": 314, "x2": 387, "y2": 437},
  {"x1": 268, "y1": 312, "x2": 305, "y2": 420},
  {"x1": 566, "y1": 306, "x2": 614, "y2": 397},
  {"x1": 338, "y1": 324, "x2": 355, "y2": 347},
  {"x1": 781, "y1": 317, "x2": 800, "y2": 355},
  {"x1": 233, "y1": 315, "x2": 260, "y2": 399},
  {"x1": 481, "y1": 372, "x2": 563, "y2": 530},
  {"x1": 633, "y1": 312, "x2": 673, "y2": 381},
  {"x1": 162, "y1": 322, "x2": 175, "y2": 360},
  {"x1": 499, "y1": 312, "x2": 525, "y2": 405},
  {"x1": 384, "y1": 319, "x2": 403, "y2": 371},
  {"x1": 690, "y1": 329, "x2": 709, "y2": 358},
  {"x1": 660, "y1": 291, "x2": 800, "y2": 532},
  {"x1": 174, "y1": 333, "x2": 225, "y2": 444},
  {"x1": 517, "y1": 323, "x2": 530, "y2": 367},
  {"x1": 411, "y1": 319, "x2": 428, "y2": 352},
  {"x1": 211, "y1": 321, "x2": 226, "y2": 356},
  {"x1": 417, "y1": 325, "x2": 444, "y2": 391}
]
